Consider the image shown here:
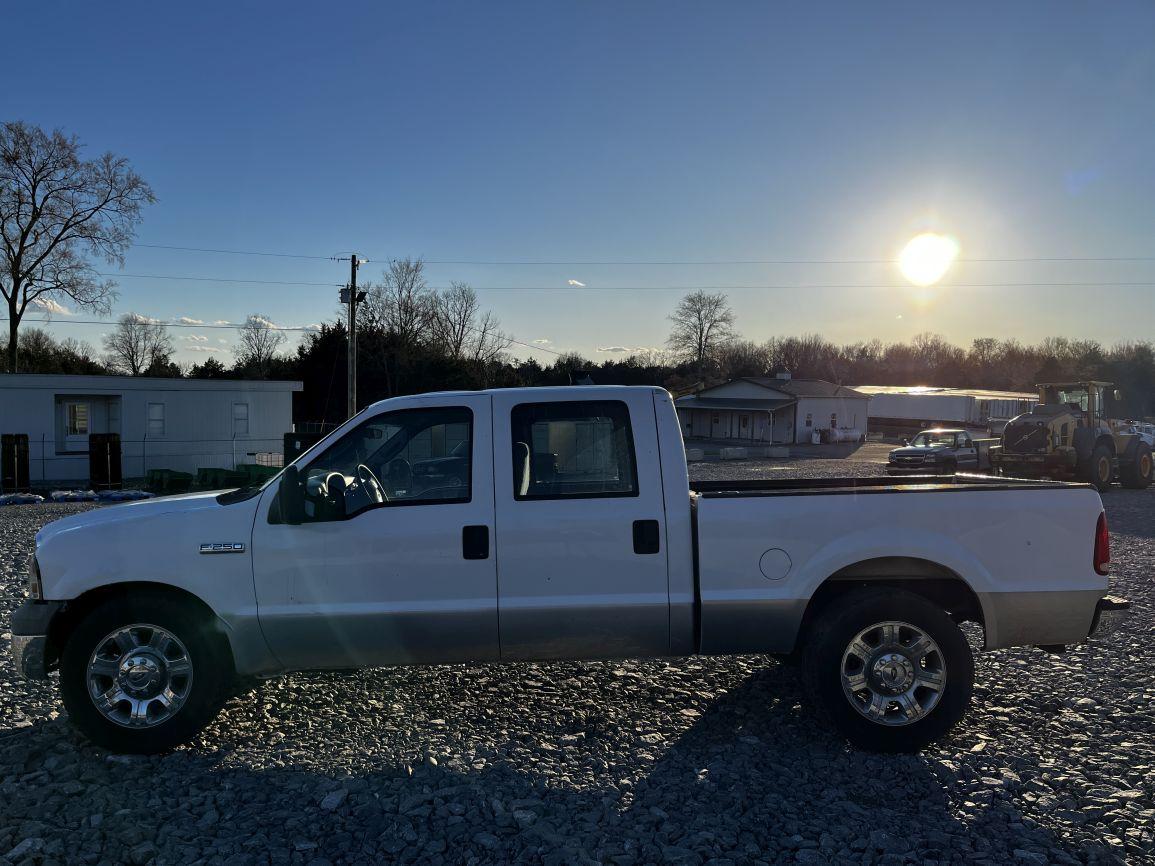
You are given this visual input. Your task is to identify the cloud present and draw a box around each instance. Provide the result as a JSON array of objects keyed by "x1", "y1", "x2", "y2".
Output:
[
  {"x1": 299, "y1": 323, "x2": 322, "y2": 332},
  {"x1": 531, "y1": 338, "x2": 552, "y2": 345},
  {"x1": 217, "y1": 338, "x2": 228, "y2": 344},
  {"x1": 597, "y1": 346, "x2": 631, "y2": 353},
  {"x1": 126, "y1": 312, "x2": 164, "y2": 324},
  {"x1": 186, "y1": 345, "x2": 230, "y2": 353},
  {"x1": 32, "y1": 297, "x2": 71, "y2": 315},
  {"x1": 567, "y1": 279, "x2": 586, "y2": 287},
  {"x1": 213, "y1": 319, "x2": 233, "y2": 326},
  {"x1": 176, "y1": 316, "x2": 204, "y2": 325},
  {"x1": 247, "y1": 315, "x2": 281, "y2": 330},
  {"x1": 182, "y1": 334, "x2": 209, "y2": 343}
]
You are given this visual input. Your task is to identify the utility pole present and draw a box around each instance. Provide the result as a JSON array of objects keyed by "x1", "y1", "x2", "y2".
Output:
[{"x1": 339, "y1": 254, "x2": 366, "y2": 419}]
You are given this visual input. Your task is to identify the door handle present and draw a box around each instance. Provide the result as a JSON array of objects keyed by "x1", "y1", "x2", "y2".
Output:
[
  {"x1": 632, "y1": 519, "x2": 661, "y2": 555},
  {"x1": 462, "y1": 525, "x2": 489, "y2": 560}
]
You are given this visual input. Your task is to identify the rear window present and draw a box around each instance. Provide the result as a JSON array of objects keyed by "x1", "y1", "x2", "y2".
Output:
[{"x1": 511, "y1": 400, "x2": 638, "y2": 500}]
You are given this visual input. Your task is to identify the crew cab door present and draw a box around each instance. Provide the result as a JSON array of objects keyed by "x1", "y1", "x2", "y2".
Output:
[
  {"x1": 491, "y1": 390, "x2": 670, "y2": 659},
  {"x1": 251, "y1": 394, "x2": 497, "y2": 670},
  {"x1": 956, "y1": 433, "x2": 978, "y2": 468}
]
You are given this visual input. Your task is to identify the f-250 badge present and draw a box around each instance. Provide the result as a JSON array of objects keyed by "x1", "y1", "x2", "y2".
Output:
[{"x1": 199, "y1": 543, "x2": 246, "y2": 554}]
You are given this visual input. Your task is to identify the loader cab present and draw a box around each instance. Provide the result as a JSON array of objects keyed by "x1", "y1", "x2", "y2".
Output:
[{"x1": 1036, "y1": 381, "x2": 1117, "y2": 428}]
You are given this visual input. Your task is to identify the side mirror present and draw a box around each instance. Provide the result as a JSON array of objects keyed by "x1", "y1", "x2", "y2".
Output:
[
  {"x1": 1114, "y1": 389, "x2": 1123, "y2": 401},
  {"x1": 280, "y1": 465, "x2": 305, "y2": 525},
  {"x1": 901, "y1": 438, "x2": 909, "y2": 446}
]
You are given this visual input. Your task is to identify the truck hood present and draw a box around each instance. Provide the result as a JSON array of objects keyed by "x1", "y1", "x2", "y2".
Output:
[
  {"x1": 34, "y1": 488, "x2": 265, "y2": 601},
  {"x1": 36, "y1": 491, "x2": 229, "y2": 548}
]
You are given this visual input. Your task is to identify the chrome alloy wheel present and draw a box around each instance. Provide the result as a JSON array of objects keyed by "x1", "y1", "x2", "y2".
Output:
[
  {"x1": 86, "y1": 624, "x2": 194, "y2": 728},
  {"x1": 840, "y1": 621, "x2": 946, "y2": 726}
]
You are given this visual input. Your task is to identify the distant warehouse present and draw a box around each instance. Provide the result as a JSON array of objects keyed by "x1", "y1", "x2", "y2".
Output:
[
  {"x1": 0, "y1": 373, "x2": 301, "y2": 485},
  {"x1": 854, "y1": 385, "x2": 1037, "y2": 433}
]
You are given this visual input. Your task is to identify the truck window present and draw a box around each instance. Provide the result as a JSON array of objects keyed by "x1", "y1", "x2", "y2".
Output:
[
  {"x1": 303, "y1": 406, "x2": 473, "y2": 516},
  {"x1": 511, "y1": 400, "x2": 638, "y2": 500}
]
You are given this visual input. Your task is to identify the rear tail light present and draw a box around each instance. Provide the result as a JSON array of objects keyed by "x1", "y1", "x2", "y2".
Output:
[{"x1": 1094, "y1": 512, "x2": 1110, "y2": 576}]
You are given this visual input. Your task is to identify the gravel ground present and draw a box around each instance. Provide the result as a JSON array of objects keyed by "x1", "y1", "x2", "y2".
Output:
[{"x1": 1, "y1": 463, "x2": 1153, "y2": 865}]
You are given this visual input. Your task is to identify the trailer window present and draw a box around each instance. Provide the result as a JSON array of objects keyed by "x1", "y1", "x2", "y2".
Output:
[{"x1": 511, "y1": 400, "x2": 638, "y2": 500}]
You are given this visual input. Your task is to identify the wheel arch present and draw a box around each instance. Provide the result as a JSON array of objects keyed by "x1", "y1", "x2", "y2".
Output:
[
  {"x1": 794, "y1": 556, "x2": 986, "y2": 653},
  {"x1": 45, "y1": 582, "x2": 235, "y2": 676}
]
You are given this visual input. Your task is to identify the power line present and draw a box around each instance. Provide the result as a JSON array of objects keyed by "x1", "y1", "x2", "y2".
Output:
[
  {"x1": 134, "y1": 243, "x2": 333, "y2": 261},
  {"x1": 97, "y1": 272, "x2": 338, "y2": 287},
  {"x1": 129, "y1": 242, "x2": 1155, "y2": 266},
  {"x1": 373, "y1": 256, "x2": 1155, "y2": 266},
  {"x1": 94, "y1": 271, "x2": 1155, "y2": 291}
]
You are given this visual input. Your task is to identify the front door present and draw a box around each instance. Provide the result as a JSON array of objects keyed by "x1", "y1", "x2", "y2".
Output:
[
  {"x1": 955, "y1": 434, "x2": 979, "y2": 468},
  {"x1": 251, "y1": 395, "x2": 498, "y2": 670},
  {"x1": 491, "y1": 390, "x2": 670, "y2": 660},
  {"x1": 62, "y1": 400, "x2": 90, "y2": 452}
]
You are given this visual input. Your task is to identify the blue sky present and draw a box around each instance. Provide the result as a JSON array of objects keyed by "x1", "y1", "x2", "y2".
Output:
[{"x1": 7, "y1": 1, "x2": 1155, "y2": 363}]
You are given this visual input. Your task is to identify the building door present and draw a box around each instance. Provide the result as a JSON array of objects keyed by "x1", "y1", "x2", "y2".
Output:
[
  {"x1": 711, "y1": 413, "x2": 728, "y2": 439},
  {"x1": 738, "y1": 414, "x2": 751, "y2": 440},
  {"x1": 61, "y1": 401, "x2": 90, "y2": 452}
]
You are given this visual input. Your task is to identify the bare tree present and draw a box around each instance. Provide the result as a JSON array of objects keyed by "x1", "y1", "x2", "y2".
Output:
[
  {"x1": 430, "y1": 282, "x2": 511, "y2": 365},
  {"x1": 667, "y1": 290, "x2": 737, "y2": 371},
  {"x1": 235, "y1": 314, "x2": 286, "y2": 375},
  {"x1": 361, "y1": 257, "x2": 434, "y2": 347},
  {"x1": 431, "y1": 282, "x2": 480, "y2": 359},
  {"x1": 1, "y1": 122, "x2": 154, "y2": 372},
  {"x1": 102, "y1": 314, "x2": 174, "y2": 375}
]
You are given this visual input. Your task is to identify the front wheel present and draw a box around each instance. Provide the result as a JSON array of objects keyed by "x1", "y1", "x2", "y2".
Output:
[
  {"x1": 60, "y1": 593, "x2": 229, "y2": 753},
  {"x1": 802, "y1": 589, "x2": 974, "y2": 752},
  {"x1": 1083, "y1": 444, "x2": 1115, "y2": 492}
]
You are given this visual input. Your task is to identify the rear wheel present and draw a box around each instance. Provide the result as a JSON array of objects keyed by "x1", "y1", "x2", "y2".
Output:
[
  {"x1": 1082, "y1": 444, "x2": 1114, "y2": 492},
  {"x1": 802, "y1": 589, "x2": 974, "y2": 752},
  {"x1": 1120, "y1": 444, "x2": 1153, "y2": 490},
  {"x1": 60, "y1": 592, "x2": 229, "y2": 754}
]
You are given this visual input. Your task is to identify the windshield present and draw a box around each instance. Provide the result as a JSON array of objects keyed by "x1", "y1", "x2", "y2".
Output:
[{"x1": 911, "y1": 432, "x2": 957, "y2": 448}]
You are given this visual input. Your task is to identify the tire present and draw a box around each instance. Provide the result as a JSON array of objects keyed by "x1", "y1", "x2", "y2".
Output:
[
  {"x1": 801, "y1": 589, "x2": 974, "y2": 753},
  {"x1": 59, "y1": 592, "x2": 230, "y2": 754},
  {"x1": 1082, "y1": 443, "x2": 1114, "y2": 492},
  {"x1": 1120, "y1": 443, "x2": 1153, "y2": 490}
]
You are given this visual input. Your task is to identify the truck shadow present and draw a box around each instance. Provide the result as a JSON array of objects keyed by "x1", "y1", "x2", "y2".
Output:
[{"x1": 0, "y1": 659, "x2": 1096, "y2": 864}]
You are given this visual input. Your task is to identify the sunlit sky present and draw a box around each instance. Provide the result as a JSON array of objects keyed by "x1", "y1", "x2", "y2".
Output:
[{"x1": 7, "y1": 1, "x2": 1155, "y2": 364}]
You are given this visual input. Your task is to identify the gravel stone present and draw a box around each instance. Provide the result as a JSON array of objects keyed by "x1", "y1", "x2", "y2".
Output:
[{"x1": 3, "y1": 472, "x2": 1155, "y2": 864}]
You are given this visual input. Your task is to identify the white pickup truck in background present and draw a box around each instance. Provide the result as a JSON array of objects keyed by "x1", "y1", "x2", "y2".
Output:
[{"x1": 11, "y1": 386, "x2": 1122, "y2": 755}]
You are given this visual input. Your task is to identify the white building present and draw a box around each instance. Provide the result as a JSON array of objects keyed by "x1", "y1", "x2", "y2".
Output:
[
  {"x1": 853, "y1": 385, "x2": 1037, "y2": 432},
  {"x1": 0, "y1": 374, "x2": 302, "y2": 484},
  {"x1": 675, "y1": 375, "x2": 871, "y2": 444}
]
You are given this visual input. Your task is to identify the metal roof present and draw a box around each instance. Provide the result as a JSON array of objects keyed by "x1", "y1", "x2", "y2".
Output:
[
  {"x1": 738, "y1": 377, "x2": 870, "y2": 399},
  {"x1": 675, "y1": 395, "x2": 796, "y2": 412},
  {"x1": 853, "y1": 385, "x2": 1037, "y2": 400}
]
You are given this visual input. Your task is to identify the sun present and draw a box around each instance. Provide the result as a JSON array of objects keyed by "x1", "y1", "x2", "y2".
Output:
[{"x1": 898, "y1": 233, "x2": 959, "y2": 287}]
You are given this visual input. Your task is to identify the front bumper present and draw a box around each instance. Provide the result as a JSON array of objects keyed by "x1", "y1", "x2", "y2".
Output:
[
  {"x1": 886, "y1": 463, "x2": 949, "y2": 475},
  {"x1": 9, "y1": 600, "x2": 63, "y2": 680}
]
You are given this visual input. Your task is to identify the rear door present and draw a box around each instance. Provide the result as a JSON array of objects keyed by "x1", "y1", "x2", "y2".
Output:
[{"x1": 492, "y1": 390, "x2": 670, "y2": 660}]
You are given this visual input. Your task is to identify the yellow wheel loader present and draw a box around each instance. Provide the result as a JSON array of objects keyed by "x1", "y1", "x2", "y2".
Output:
[{"x1": 989, "y1": 381, "x2": 1153, "y2": 492}]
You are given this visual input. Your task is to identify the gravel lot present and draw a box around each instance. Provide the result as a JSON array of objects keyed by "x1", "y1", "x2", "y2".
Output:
[{"x1": 2, "y1": 462, "x2": 1153, "y2": 865}]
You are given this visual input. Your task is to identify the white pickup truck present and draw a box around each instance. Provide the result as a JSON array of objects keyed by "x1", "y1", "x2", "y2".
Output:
[{"x1": 11, "y1": 386, "x2": 1121, "y2": 755}]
